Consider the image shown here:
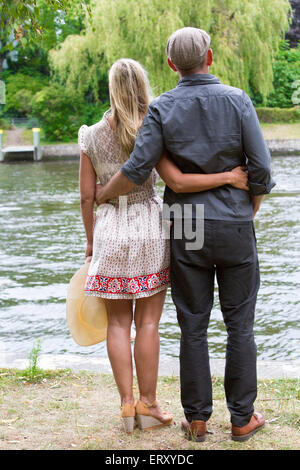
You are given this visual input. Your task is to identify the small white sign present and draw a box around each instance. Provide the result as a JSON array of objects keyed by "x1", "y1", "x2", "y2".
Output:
[
  {"x1": 0, "y1": 80, "x2": 5, "y2": 104},
  {"x1": 292, "y1": 80, "x2": 300, "y2": 106}
]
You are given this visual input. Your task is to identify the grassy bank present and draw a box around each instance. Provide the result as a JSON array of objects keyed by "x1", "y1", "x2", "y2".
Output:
[
  {"x1": 0, "y1": 369, "x2": 299, "y2": 450},
  {"x1": 261, "y1": 122, "x2": 300, "y2": 140},
  {"x1": 26, "y1": 122, "x2": 300, "y2": 144},
  {"x1": 2, "y1": 122, "x2": 299, "y2": 148},
  {"x1": 20, "y1": 128, "x2": 77, "y2": 146},
  {"x1": 1, "y1": 128, "x2": 77, "y2": 147}
]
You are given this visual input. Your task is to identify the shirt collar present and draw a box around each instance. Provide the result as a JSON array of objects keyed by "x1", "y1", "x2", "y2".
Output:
[{"x1": 177, "y1": 73, "x2": 221, "y2": 87}]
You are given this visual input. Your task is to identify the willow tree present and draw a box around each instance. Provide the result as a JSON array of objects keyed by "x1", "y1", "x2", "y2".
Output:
[{"x1": 50, "y1": 0, "x2": 291, "y2": 102}]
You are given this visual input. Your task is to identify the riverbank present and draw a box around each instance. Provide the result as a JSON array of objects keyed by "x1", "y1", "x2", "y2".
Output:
[
  {"x1": 1, "y1": 353, "x2": 300, "y2": 379},
  {"x1": 261, "y1": 122, "x2": 300, "y2": 140},
  {"x1": 0, "y1": 368, "x2": 299, "y2": 450},
  {"x1": 40, "y1": 121, "x2": 300, "y2": 159},
  {"x1": 39, "y1": 139, "x2": 300, "y2": 161},
  {"x1": 1, "y1": 123, "x2": 300, "y2": 161}
]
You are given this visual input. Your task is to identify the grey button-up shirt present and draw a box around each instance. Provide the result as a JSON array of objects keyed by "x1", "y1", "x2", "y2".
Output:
[{"x1": 121, "y1": 73, "x2": 276, "y2": 220}]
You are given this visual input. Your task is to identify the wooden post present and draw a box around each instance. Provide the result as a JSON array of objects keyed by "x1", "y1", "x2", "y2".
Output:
[
  {"x1": 0, "y1": 130, "x2": 3, "y2": 162},
  {"x1": 32, "y1": 128, "x2": 42, "y2": 161}
]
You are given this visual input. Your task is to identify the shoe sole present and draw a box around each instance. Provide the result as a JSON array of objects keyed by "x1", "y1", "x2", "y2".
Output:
[
  {"x1": 136, "y1": 414, "x2": 173, "y2": 431},
  {"x1": 231, "y1": 423, "x2": 265, "y2": 442},
  {"x1": 181, "y1": 424, "x2": 206, "y2": 442}
]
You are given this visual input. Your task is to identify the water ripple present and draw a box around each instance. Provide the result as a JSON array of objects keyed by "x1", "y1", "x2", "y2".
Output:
[{"x1": 0, "y1": 158, "x2": 299, "y2": 360}]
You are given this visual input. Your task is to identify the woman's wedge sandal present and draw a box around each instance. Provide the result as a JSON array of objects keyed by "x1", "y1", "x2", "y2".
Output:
[
  {"x1": 121, "y1": 403, "x2": 136, "y2": 434},
  {"x1": 135, "y1": 399, "x2": 173, "y2": 431}
]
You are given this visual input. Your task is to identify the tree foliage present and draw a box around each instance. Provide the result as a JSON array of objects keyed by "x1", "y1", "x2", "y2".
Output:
[
  {"x1": 266, "y1": 40, "x2": 300, "y2": 108},
  {"x1": 31, "y1": 82, "x2": 108, "y2": 140},
  {"x1": 4, "y1": 72, "x2": 49, "y2": 117},
  {"x1": 250, "y1": 39, "x2": 300, "y2": 107},
  {"x1": 0, "y1": 0, "x2": 88, "y2": 78},
  {"x1": 31, "y1": 82, "x2": 85, "y2": 140},
  {"x1": 50, "y1": 0, "x2": 291, "y2": 101},
  {"x1": 0, "y1": 0, "x2": 89, "y2": 44}
]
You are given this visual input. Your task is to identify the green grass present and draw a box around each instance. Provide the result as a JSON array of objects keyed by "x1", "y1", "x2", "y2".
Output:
[
  {"x1": 0, "y1": 368, "x2": 72, "y2": 388},
  {"x1": 261, "y1": 122, "x2": 300, "y2": 140},
  {"x1": 0, "y1": 368, "x2": 299, "y2": 450},
  {"x1": 20, "y1": 128, "x2": 77, "y2": 146}
]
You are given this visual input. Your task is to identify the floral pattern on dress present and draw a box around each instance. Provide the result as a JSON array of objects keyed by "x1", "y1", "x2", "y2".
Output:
[
  {"x1": 78, "y1": 112, "x2": 170, "y2": 300},
  {"x1": 85, "y1": 267, "x2": 170, "y2": 295}
]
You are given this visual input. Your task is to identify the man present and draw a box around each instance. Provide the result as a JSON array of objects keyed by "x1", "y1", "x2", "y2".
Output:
[{"x1": 95, "y1": 27, "x2": 275, "y2": 442}]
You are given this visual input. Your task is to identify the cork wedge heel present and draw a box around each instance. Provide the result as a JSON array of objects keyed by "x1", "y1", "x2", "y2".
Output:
[
  {"x1": 135, "y1": 400, "x2": 173, "y2": 431},
  {"x1": 121, "y1": 403, "x2": 136, "y2": 434}
]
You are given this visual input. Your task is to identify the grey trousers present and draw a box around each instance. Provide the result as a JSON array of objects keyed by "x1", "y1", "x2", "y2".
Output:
[{"x1": 170, "y1": 219, "x2": 260, "y2": 427}]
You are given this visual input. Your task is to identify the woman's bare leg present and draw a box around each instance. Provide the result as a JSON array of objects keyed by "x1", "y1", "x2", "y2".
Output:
[
  {"x1": 105, "y1": 298, "x2": 134, "y2": 405},
  {"x1": 134, "y1": 289, "x2": 168, "y2": 419}
]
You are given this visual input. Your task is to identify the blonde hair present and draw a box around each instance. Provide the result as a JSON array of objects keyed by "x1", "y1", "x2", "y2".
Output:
[{"x1": 108, "y1": 59, "x2": 152, "y2": 159}]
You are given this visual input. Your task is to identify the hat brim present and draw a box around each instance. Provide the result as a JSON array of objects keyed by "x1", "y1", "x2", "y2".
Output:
[{"x1": 66, "y1": 263, "x2": 107, "y2": 346}]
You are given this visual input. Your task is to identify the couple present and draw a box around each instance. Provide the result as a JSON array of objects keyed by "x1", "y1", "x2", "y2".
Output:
[{"x1": 79, "y1": 27, "x2": 275, "y2": 442}]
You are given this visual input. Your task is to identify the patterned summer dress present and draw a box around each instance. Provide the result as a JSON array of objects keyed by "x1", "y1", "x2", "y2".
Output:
[{"x1": 78, "y1": 112, "x2": 170, "y2": 299}]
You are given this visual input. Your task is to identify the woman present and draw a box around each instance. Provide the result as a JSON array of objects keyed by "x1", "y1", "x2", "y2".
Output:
[{"x1": 78, "y1": 58, "x2": 248, "y2": 434}]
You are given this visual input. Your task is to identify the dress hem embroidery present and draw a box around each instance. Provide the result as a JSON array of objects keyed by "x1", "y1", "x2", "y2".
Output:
[
  {"x1": 84, "y1": 283, "x2": 170, "y2": 300},
  {"x1": 85, "y1": 267, "x2": 170, "y2": 296}
]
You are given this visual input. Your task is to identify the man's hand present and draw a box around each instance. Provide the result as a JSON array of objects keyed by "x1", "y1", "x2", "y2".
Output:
[
  {"x1": 94, "y1": 171, "x2": 136, "y2": 206},
  {"x1": 95, "y1": 183, "x2": 107, "y2": 206},
  {"x1": 229, "y1": 166, "x2": 249, "y2": 191}
]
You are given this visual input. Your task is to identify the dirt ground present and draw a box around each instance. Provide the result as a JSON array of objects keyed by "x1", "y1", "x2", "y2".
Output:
[
  {"x1": 3, "y1": 128, "x2": 24, "y2": 146},
  {"x1": 0, "y1": 369, "x2": 299, "y2": 450}
]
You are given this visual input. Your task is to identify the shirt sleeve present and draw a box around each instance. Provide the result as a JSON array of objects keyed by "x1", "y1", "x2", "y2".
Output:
[
  {"x1": 241, "y1": 92, "x2": 276, "y2": 195},
  {"x1": 120, "y1": 101, "x2": 164, "y2": 185}
]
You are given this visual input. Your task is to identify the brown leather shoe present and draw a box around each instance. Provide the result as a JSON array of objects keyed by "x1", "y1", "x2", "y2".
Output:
[
  {"x1": 181, "y1": 419, "x2": 207, "y2": 442},
  {"x1": 231, "y1": 412, "x2": 265, "y2": 442}
]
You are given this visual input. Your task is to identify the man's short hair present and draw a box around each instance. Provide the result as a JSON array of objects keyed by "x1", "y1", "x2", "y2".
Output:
[{"x1": 166, "y1": 27, "x2": 211, "y2": 71}]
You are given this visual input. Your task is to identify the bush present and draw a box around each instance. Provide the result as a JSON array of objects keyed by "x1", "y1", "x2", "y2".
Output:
[
  {"x1": 250, "y1": 40, "x2": 300, "y2": 108},
  {"x1": 31, "y1": 82, "x2": 109, "y2": 141},
  {"x1": 3, "y1": 72, "x2": 49, "y2": 117},
  {"x1": 255, "y1": 107, "x2": 300, "y2": 123},
  {"x1": 31, "y1": 83, "x2": 83, "y2": 141},
  {"x1": 82, "y1": 101, "x2": 110, "y2": 127},
  {"x1": 267, "y1": 40, "x2": 300, "y2": 108},
  {"x1": 0, "y1": 117, "x2": 12, "y2": 130}
]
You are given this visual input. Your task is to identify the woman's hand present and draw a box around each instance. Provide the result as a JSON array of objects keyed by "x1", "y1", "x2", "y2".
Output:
[
  {"x1": 85, "y1": 242, "x2": 93, "y2": 263},
  {"x1": 229, "y1": 166, "x2": 249, "y2": 191},
  {"x1": 156, "y1": 152, "x2": 249, "y2": 193}
]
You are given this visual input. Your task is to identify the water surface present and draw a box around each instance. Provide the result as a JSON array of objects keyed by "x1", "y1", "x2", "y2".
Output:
[{"x1": 0, "y1": 157, "x2": 299, "y2": 360}]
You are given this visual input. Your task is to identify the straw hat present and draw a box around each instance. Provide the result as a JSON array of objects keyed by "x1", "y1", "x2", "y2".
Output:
[{"x1": 66, "y1": 262, "x2": 107, "y2": 346}]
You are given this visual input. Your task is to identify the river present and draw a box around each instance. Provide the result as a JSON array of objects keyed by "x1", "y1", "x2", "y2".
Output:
[{"x1": 0, "y1": 156, "x2": 299, "y2": 361}]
